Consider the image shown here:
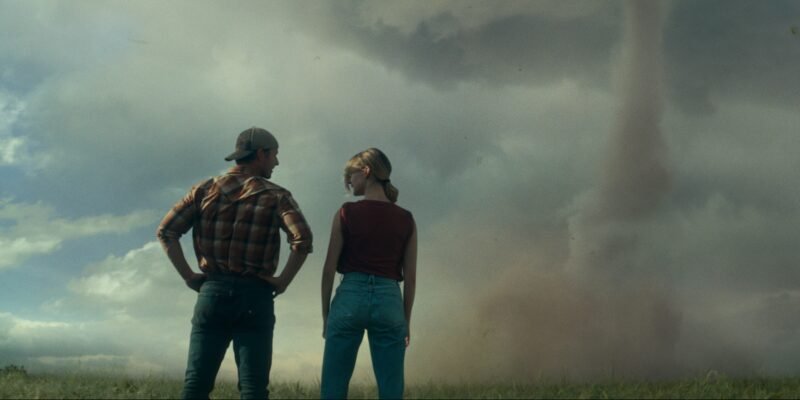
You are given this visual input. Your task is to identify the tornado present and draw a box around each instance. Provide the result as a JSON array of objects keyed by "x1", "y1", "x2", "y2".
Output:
[
  {"x1": 567, "y1": 0, "x2": 671, "y2": 279},
  {"x1": 599, "y1": 0, "x2": 671, "y2": 222},
  {"x1": 414, "y1": 1, "x2": 690, "y2": 382},
  {"x1": 558, "y1": 0, "x2": 681, "y2": 378}
]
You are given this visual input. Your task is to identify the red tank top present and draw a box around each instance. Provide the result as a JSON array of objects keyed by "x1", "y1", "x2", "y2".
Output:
[{"x1": 337, "y1": 200, "x2": 415, "y2": 281}]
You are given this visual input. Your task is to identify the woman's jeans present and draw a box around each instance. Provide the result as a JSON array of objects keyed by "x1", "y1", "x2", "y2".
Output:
[
  {"x1": 181, "y1": 275, "x2": 276, "y2": 400},
  {"x1": 321, "y1": 272, "x2": 407, "y2": 399}
]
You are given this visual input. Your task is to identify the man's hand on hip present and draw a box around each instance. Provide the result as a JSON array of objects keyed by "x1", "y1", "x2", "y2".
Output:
[
  {"x1": 262, "y1": 275, "x2": 288, "y2": 297},
  {"x1": 184, "y1": 272, "x2": 206, "y2": 292}
]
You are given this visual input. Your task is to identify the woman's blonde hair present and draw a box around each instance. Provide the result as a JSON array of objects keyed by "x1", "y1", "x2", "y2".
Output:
[{"x1": 344, "y1": 148, "x2": 399, "y2": 203}]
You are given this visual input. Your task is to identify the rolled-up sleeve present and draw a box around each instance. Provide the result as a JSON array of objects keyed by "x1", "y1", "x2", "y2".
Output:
[
  {"x1": 156, "y1": 189, "x2": 198, "y2": 243},
  {"x1": 278, "y1": 193, "x2": 313, "y2": 254}
]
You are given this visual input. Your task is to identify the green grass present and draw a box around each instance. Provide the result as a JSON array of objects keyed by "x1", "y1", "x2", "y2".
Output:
[{"x1": 3, "y1": 365, "x2": 800, "y2": 399}]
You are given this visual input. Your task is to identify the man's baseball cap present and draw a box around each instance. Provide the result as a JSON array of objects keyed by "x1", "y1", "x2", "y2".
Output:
[{"x1": 224, "y1": 127, "x2": 279, "y2": 161}]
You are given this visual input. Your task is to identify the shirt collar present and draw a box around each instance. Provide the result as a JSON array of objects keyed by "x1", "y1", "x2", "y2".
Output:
[{"x1": 218, "y1": 166, "x2": 272, "y2": 200}]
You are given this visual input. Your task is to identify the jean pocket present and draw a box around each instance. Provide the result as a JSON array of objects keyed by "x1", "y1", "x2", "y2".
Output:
[
  {"x1": 373, "y1": 292, "x2": 406, "y2": 331},
  {"x1": 243, "y1": 294, "x2": 275, "y2": 329},
  {"x1": 328, "y1": 292, "x2": 364, "y2": 331},
  {"x1": 191, "y1": 292, "x2": 227, "y2": 326}
]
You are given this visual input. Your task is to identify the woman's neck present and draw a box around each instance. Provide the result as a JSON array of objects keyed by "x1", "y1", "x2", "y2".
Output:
[{"x1": 363, "y1": 182, "x2": 390, "y2": 202}]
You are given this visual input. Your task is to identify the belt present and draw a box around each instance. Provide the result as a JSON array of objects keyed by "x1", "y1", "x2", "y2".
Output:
[{"x1": 205, "y1": 272, "x2": 271, "y2": 287}]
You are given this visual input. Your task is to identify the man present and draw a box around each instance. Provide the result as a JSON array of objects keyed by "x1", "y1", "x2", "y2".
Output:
[{"x1": 157, "y1": 126, "x2": 313, "y2": 399}]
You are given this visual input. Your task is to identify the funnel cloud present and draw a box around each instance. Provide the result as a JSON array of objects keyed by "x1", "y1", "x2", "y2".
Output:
[{"x1": 412, "y1": 1, "x2": 753, "y2": 382}]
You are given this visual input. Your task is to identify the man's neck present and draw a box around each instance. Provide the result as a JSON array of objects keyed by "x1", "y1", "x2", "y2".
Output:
[{"x1": 230, "y1": 164, "x2": 263, "y2": 177}]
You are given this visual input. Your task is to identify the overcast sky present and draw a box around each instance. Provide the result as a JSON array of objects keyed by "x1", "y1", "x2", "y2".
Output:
[{"x1": 1, "y1": 0, "x2": 799, "y2": 383}]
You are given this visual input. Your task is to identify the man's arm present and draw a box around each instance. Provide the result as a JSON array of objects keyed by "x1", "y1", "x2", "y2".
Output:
[
  {"x1": 158, "y1": 236, "x2": 206, "y2": 292},
  {"x1": 263, "y1": 193, "x2": 313, "y2": 295},
  {"x1": 266, "y1": 251, "x2": 307, "y2": 296},
  {"x1": 156, "y1": 183, "x2": 207, "y2": 292}
]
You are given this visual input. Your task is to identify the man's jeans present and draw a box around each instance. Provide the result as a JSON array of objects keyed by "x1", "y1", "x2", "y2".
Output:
[
  {"x1": 181, "y1": 275, "x2": 275, "y2": 400},
  {"x1": 321, "y1": 272, "x2": 407, "y2": 399}
]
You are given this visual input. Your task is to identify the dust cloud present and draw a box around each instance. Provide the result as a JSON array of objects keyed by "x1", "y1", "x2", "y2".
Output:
[{"x1": 410, "y1": 1, "x2": 753, "y2": 383}]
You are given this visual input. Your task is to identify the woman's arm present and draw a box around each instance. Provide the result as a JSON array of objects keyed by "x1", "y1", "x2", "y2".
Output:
[
  {"x1": 402, "y1": 222, "x2": 417, "y2": 347},
  {"x1": 321, "y1": 210, "x2": 344, "y2": 338}
]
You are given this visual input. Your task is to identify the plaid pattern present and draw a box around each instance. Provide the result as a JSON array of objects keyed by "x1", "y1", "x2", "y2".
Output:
[{"x1": 157, "y1": 167, "x2": 313, "y2": 279}]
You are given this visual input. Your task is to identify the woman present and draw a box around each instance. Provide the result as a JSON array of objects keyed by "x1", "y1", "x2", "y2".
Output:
[{"x1": 320, "y1": 148, "x2": 417, "y2": 399}]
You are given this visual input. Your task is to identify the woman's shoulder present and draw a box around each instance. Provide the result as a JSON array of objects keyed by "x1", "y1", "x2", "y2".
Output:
[
  {"x1": 338, "y1": 201, "x2": 359, "y2": 219},
  {"x1": 340, "y1": 200, "x2": 413, "y2": 218},
  {"x1": 392, "y1": 202, "x2": 410, "y2": 212},
  {"x1": 391, "y1": 203, "x2": 414, "y2": 220},
  {"x1": 340, "y1": 201, "x2": 358, "y2": 211}
]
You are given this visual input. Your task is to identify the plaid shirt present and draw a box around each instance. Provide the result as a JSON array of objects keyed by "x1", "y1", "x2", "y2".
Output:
[{"x1": 157, "y1": 167, "x2": 313, "y2": 279}]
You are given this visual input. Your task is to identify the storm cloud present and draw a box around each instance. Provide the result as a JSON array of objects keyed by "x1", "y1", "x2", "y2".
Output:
[
  {"x1": 291, "y1": 0, "x2": 800, "y2": 115},
  {"x1": 0, "y1": 0, "x2": 799, "y2": 383}
]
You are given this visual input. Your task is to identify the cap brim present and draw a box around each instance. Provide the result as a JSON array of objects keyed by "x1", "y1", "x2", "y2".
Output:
[{"x1": 224, "y1": 149, "x2": 255, "y2": 161}]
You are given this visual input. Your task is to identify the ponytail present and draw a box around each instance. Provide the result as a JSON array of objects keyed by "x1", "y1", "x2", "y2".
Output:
[{"x1": 382, "y1": 180, "x2": 399, "y2": 203}]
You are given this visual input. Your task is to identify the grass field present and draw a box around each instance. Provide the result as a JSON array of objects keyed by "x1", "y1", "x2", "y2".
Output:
[{"x1": 3, "y1": 365, "x2": 800, "y2": 399}]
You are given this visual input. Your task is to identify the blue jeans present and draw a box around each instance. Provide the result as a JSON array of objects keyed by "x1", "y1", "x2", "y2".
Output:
[
  {"x1": 181, "y1": 275, "x2": 276, "y2": 400},
  {"x1": 321, "y1": 272, "x2": 407, "y2": 399}
]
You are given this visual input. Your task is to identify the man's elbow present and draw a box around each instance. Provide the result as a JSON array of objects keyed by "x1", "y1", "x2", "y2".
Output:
[
  {"x1": 289, "y1": 234, "x2": 313, "y2": 255},
  {"x1": 156, "y1": 227, "x2": 166, "y2": 243},
  {"x1": 290, "y1": 245, "x2": 313, "y2": 255},
  {"x1": 156, "y1": 228, "x2": 178, "y2": 247}
]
